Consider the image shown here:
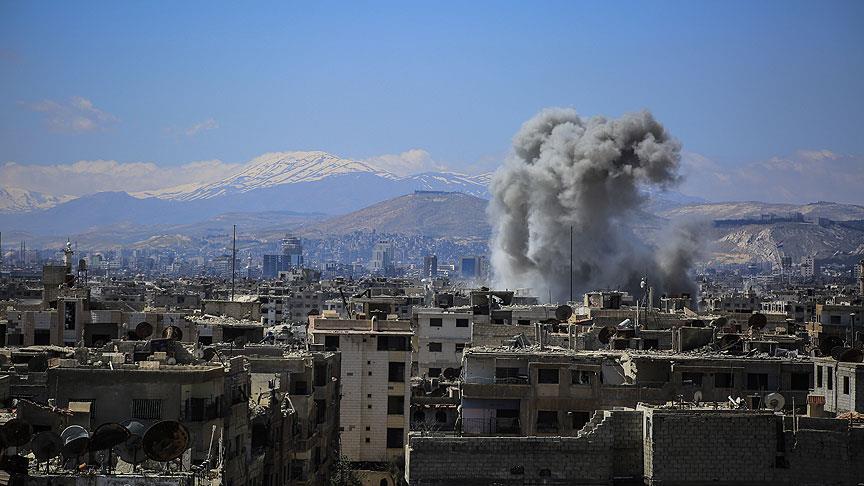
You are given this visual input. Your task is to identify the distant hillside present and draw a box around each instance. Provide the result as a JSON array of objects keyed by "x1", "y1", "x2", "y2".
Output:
[
  {"x1": 300, "y1": 191, "x2": 490, "y2": 239},
  {"x1": 660, "y1": 201, "x2": 864, "y2": 221}
]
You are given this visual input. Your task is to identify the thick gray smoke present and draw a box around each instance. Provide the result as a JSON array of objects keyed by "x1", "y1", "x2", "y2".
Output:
[{"x1": 489, "y1": 108, "x2": 700, "y2": 302}]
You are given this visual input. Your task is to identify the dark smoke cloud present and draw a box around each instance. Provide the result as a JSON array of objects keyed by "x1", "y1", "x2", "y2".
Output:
[{"x1": 489, "y1": 108, "x2": 700, "y2": 302}]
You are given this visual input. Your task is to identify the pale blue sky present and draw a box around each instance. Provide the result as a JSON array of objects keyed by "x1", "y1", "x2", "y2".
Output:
[{"x1": 1, "y1": 1, "x2": 863, "y2": 202}]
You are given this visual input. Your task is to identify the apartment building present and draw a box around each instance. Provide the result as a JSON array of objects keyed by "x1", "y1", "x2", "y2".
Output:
[
  {"x1": 460, "y1": 347, "x2": 812, "y2": 436},
  {"x1": 411, "y1": 307, "x2": 472, "y2": 377},
  {"x1": 308, "y1": 314, "x2": 413, "y2": 465}
]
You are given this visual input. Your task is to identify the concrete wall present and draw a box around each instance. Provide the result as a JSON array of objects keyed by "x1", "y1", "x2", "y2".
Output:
[{"x1": 407, "y1": 410, "x2": 642, "y2": 485}]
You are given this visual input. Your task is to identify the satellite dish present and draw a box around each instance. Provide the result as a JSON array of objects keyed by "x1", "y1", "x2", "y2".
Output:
[
  {"x1": 2, "y1": 418, "x2": 33, "y2": 447},
  {"x1": 31, "y1": 431, "x2": 63, "y2": 462},
  {"x1": 142, "y1": 421, "x2": 190, "y2": 462},
  {"x1": 202, "y1": 347, "x2": 217, "y2": 362},
  {"x1": 831, "y1": 346, "x2": 848, "y2": 360},
  {"x1": 597, "y1": 326, "x2": 616, "y2": 345},
  {"x1": 693, "y1": 391, "x2": 703, "y2": 403},
  {"x1": 838, "y1": 347, "x2": 864, "y2": 363},
  {"x1": 555, "y1": 305, "x2": 573, "y2": 322},
  {"x1": 135, "y1": 322, "x2": 154, "y2": 340},
  {"x1": 748, "y1": 313, "x2": 768, "y2": 330},
  {"x1": 162, "y1": 326, "x2": 183, "y2": 341},
  {"x1": 765, "y1": 393, "x2": 785, "y2": 411},
  {"x1": 60, "y1": 425, "x2": 90, "y2": 457},
  {"x1": 233, "y1": 336, "x2": 247, "y2": 347},
  {"x1": 821, "y1": 336, "x2": 844, "y2": 357},
  {"x1": 118, "y1": 421, "x2": 147, "y2": 465},
  {"x1": 89, "y1": 423, "x2": 130, "y2": 451}
]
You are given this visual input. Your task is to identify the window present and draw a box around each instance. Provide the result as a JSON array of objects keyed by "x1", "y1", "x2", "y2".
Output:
[
  {"x1": 378, "y1": 336, "x2": 410, "y2": 351},
  {"x1": 435, "y1": 410, "x2": 447, "y2": 423},
  {"x1": 324, "y1": 335, "x2": 339, "y2": 351},
  {"x1": 817, "y1": 366, "x2": 823, "y2": 388},
  {"x1": 715, "y1": 372, "x2": 734, "y2": 388},
  {"x1": 537, "y1": 368, "x2": 559, "y2": 384},
  {"x1": 571, "y1": 370, "x2": 593, "y2": 385},
  {"x1": 428, "y1": 368, "x2": 441, "y2": 378},
  {"x1": 429, "y1": 318, "x2": 443, "y2": 327},
  {"x1": 682, "y1": 372, "x2": 703, "y2": 387},
  {"x1": 536, "y1": 411, "x2": 558, "y2": 432},
  {"x1": 570, "y1": 411, "x2": 591, "y2": 430},
  {"x1": 791, "y1": 372, "x2": 810, "y2": 391},
  {"x1": 456, "y1": 318, "x2": 469, "y2": 328},
  {"x1": 131, "y1": 399, "x2": 162, "y2": 420},
  {"x1": 830, "y1": 315, "x2": 842, "y2": 325},
  {"x1": 387, "y1": 396, "x2": 404, "y2": 415},
  {"x1": 388, "y1": 362, "x2": 406, "y2": 382},
  {"x1": 495, "y1": 367, "x2": 523, "y2": 383},
  {"x1": 455, "y1": 343, "x2": 466, "y2": 353},
  {"x1": 428, "y1": 342, "x2": 442, "y2": 352},
  {"x1": 293, "y1": 380, "x2": 308, "y2": 395},
  {"x1": 314, "y1": 399, "x2": 327, "y2": 423},
  {"x1": 386, "y1": 428, "x2": 404, "y2": 449},
  {"x1": 517, "y1": 319, "x2": 531, "y2": 325},
  {"x1": 828, "y1": 371, "x2": 833, "y2": 390},
  {"x1": 843, "y1": 376, "x2": 850, "y2": 395},
  {"x1": 314, "y1": 364, "x2": 328, "y2": 387},
  {"x1": 746, "y1": 373, "x2": 769, "y2": 390}
]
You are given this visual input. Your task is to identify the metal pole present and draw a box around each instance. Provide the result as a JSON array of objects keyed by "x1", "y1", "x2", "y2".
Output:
[
  {"x1": 569, "y1": 225, "x2": 573, "y2": 304},
  {"x1": 231, "y1": 225, "x2": 236, "y2": 301}
]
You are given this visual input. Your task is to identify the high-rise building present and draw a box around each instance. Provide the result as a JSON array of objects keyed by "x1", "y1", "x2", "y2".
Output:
[
  {"x1": 423, "y1": 255, "x2": 438, "y2": 278},
  {"x1": 262, "y1": 235, "x2": 304, "y2": 278},
  {"x1": 800, "y1": 256, "x2": 816, "y2": 278},
  {"x1": 371, "y1": 239, "x2": 393, "y2": 275},
  {"x1": 460, "y1": 255, "x2": 484, "y2": 279}
]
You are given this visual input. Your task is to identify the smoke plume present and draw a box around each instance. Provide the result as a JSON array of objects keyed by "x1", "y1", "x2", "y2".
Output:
[{"x1": 489, "y1": 108, "x2": 700, "y2": 302}]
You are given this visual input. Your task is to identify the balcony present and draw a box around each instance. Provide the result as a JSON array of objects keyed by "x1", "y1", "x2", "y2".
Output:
[{"x1": 461, "y1": 417, "x2": 521, "y2": 435}]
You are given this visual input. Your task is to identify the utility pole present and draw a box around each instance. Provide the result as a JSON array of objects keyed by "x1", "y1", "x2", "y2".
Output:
[
  {"x1": 231, "y1": 225, "x2": 236, "y2": 301},
  {"x1": 569, "y1": 225, "x2": 573, "y2": 304}
]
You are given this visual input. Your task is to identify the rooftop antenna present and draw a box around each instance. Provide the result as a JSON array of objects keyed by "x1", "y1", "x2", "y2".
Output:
[{"x1": 231, "y1": 224, "x2": 236, "y2": 301}]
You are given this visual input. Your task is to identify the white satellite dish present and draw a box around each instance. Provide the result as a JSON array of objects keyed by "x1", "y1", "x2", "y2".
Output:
[
  {"x1": 765, "y1": 393, "x2": 785, "y2": 411},
  {"x1": 693, "y1": 390, "x2": 703, "y2": 403}
]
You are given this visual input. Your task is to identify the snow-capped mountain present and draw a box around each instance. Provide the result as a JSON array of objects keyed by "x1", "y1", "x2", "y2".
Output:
[
  {"x1": 0, "y1": 151, "x2": 495, "y2": 232},
  {"x1": 0, "y1": 186, "x2": 74, "y2": 213},
  {"x1": 138, "y1": 150, "x2": 490, "y2": 202},
  {"x1": 141, "y1": 151, "x2": 398, "y2": 201}
]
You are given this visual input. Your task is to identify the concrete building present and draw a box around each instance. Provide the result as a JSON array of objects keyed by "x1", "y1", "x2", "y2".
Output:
[
  {"x1": 263, "y1": 236, "x2": 305, "y2": 279},
  {"x1": 260, "y1": 284, "x2": 323, "y2": 326},
  {"x1": 411, "y1": 307, "x2": 472, "y2": 378},
  {"x1": 460, "y1": 347, "x2": 812, "y2": 435},
  {"x1": 308, "y1": 314, "x2": 413, "y2": 465},
  {"x1": 45, "y1": 356, "x2": 255, "y2": 486},
  {"x1": 422, "y1": 255, "x2": 437, "y2": 278},
  {"x1": 812, "y1": 356, "x2": 864, "y2": 415},
  {"x1": 371, "y1": 240, "x2": 394, "y2": 275},
  {"x1": 239, "y1": 345, "x2": 342, "y2": 485}
]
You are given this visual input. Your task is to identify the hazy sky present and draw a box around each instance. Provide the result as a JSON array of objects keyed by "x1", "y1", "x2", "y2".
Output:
[{"x1": 1, "y1": 1, "x2": 863, "y2": 203}]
